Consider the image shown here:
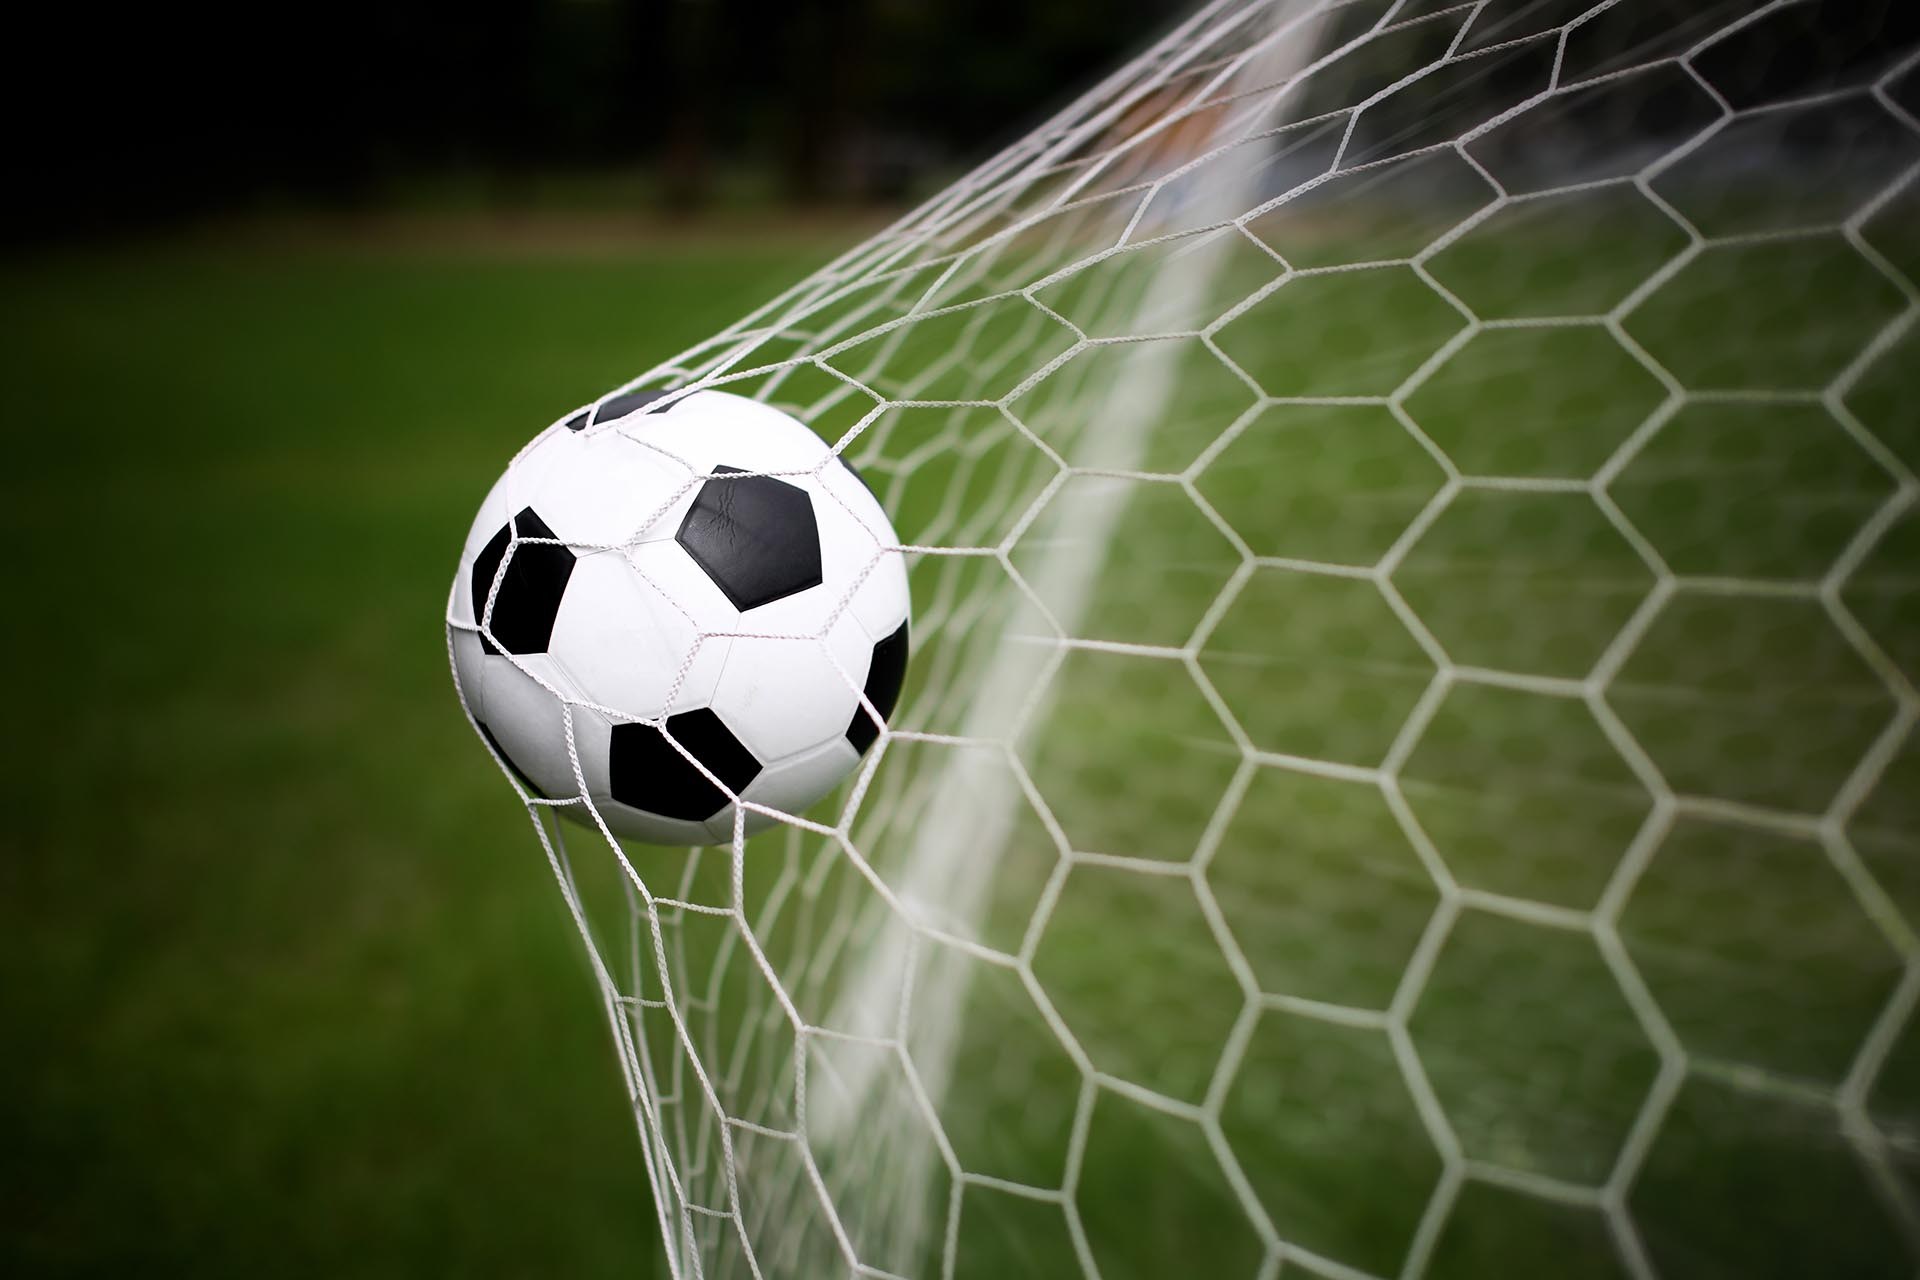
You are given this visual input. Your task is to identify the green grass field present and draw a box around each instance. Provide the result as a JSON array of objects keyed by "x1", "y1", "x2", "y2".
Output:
[
  {"x1": 6, "y1": 191, "x2": 1919, "y2": 1280},
  {"x1": 0, "y1": 229, "x2": 856, "y2": 1277}
]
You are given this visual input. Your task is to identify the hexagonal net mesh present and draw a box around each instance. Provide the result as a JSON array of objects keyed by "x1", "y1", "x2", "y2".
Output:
[{"x1": 463, "y1": 2, "x2": 1920, "y2": 1276}]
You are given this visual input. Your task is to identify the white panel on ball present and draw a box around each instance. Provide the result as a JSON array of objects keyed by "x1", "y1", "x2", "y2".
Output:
[
  {"x1": 845, "y1": 552, "x2": 912, "y2": 649},
  {"x1": 816, "y1": 451, "x2": 898, "y2": 548},
  {"x1": 516, "y1": 429, "x2": 695, "y2": 549},
  {"x1": 622, "y1": 391, "x2": 835, "y2": 477},
  {"x1": 450, "y1": 627, "x2": 491, "y2": 723},
  {"x1": 547, "y1": 551, "x2": 731, "y2": 720},
  {"x1": 710, "y1": 634, "x2": 865, "y2": 764},
  {"x1": 817, "y1": 456, "x2": 910, "y2": 642},
  {"x1": 740, "y1": 736, "x2": 863, "y2": 827},
  {"x1": 825, "y1": 607, "x2": 882, "y2": 723},
  {"x1": 479, "y1": 653, "x2": 583, "y2": 801},
  {"x1": 628, "y1": 540, "x2": 750, "y2": 635}
]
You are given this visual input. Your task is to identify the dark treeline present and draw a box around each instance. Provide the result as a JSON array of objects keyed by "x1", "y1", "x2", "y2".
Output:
[
  {"x1": 13, "y1": 0, "x2": 1913, "y2": 242},
  {"x1": 9, "y1": 0, "x2": 1185, "y2": 239}
]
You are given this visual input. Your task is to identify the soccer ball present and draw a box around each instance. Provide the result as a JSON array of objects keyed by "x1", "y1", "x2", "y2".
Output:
[{"x1": 447, "y1": 387, "x2": 910, "y2": 845}]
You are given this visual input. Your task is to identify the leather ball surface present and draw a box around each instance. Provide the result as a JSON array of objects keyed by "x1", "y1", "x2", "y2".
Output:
[{"x1": 448, "y1": 389, "x2": 910, "y2": 845}]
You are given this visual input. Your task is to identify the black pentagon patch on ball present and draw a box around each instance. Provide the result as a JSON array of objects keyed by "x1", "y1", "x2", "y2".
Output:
[
  {"x1": 847, "y1": 620, "x2": 909, "y2": 754},
  {"x1": 592, "y1": 388, "x2": 677, "y2": 425},
  {"x1": 675, "y1": 465, "x2": 823, "y2": 611},
  {"x1": 475, "y1": 721, "x2": 548, "y2": 799},
  {"x1": 608, "y1": 708, "x2": 763, "y2": 822},
  {"x1": 471, "y1": 507, "x2": 576, "y2": 655}
]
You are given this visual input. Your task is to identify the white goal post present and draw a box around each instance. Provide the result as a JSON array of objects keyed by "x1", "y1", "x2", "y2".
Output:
[{"x1": 484, "y1": 2, "x2": 1920, "y2": 1277}]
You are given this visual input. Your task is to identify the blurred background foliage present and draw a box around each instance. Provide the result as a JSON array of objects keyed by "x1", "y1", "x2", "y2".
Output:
[
  {"x1": 9, "y1": 0, "x2": 1196, "y2": 238},
  {"x1": 11, "y1": 0, "x2": 1902, "y2": 239}
]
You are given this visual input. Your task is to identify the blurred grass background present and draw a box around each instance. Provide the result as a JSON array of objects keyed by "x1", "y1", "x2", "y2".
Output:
[{"x1": 0, "y1": 230, "x2": 855, "y2": 1275}]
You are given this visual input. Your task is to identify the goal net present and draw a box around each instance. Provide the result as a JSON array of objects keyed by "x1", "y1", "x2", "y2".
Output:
[{"x1": 476, "y1": 2, "x2": 1920, "y2": 1276}]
